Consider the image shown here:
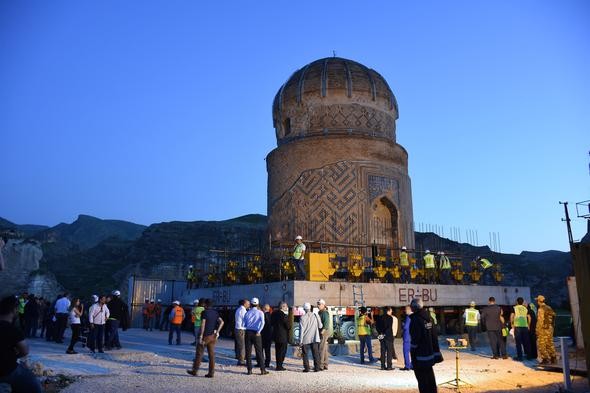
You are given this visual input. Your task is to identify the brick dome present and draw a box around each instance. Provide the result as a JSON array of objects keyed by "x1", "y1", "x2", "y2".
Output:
[{"x1": 272, "y1": 57, "x2": 399, "y2": 146}]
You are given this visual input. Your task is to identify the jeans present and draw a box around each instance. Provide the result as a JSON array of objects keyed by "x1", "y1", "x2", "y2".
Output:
[
  {"x1": 0, "y1": 364, "x2": 43, "y2": 393},
  {"x1": 301, "y1": 342, "x2": 320, "y2": 371},
  {"x1": 486, "y1": 329, "x2": 506, "y2": 357},
  {"x1": 514, "y1": 327, "x2": 531, "y2": 359},
  {"x1": 359, "y1": 335, "x2": 374, "y2": 363},
  {"x1": 67, "y1": 324, "x2": 81, "y2": 351},
  {"x1": 169, "y1": 324, "x2": 182, "y2": 344},
  {"x1": 466, "y1": 325, "x2": 478, "y2": 350},
  {"x1": 245, "y1": 330, "x2": 265, "y2": 371},
  {"x1": 88, "y1": 324, "x2": 105, "y2": 352},
  {"x1": 106, "y1": 319, "x2": 121, "y2": 348},
  {"x1": 401, "y1": 266, "x2": 411, "y2": 283}
]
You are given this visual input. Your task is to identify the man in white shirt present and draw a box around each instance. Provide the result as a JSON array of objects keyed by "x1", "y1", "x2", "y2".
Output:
[
  {"x1": 88, "y1": 295, "x2": 110, "y2": 354},
  {"x1": 234, "y1": 299, "x2": 250, "y2": 365},
  {"x1": 54, "y1": 293, "x2": 71, "y2": 343}
]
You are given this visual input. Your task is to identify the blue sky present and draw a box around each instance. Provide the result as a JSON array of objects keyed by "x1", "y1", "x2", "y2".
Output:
[{"x1": 1, "y1": 1, "x2": 588, "y2": 253}]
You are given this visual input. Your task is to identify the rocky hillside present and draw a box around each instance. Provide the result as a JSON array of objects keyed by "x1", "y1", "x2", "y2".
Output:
[
  {"x1": 0, "y1": 214, "x2": 574, "y2": 307},
  {"x1": 34, "y1": 214, "x2": 146, "y2": 250},
  {"x1": 0, "y1": 217, "x2": 48, "y2": 238}
]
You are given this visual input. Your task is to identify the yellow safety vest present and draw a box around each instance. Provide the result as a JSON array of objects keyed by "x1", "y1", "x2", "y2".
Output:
[
  {"x1": 513, "y1": 305, "x2": 528, "y2": 328},
  {"x1": 293, "y1": 243, "x2": 305, "y2": 260},
  {"x1": 465, "y1": 308, "x2": 479, "y2": 326},
  {"x1": 187, "y1": 270, "x2": 194, "y2": 280},
  {"x1": 440, "y1": 255, "x2": 451, "y2": 270},
  {"x1": 480, "y1": 258, "x2": 492, "y2": 269},
  {"x1": 424, "y1": 254, "x2": 435, "y2": 269},
  {"x1": 357, "y1": 315, "x2": 370, "y2": 336},
  {"x1": 400, "y1": 251, "x2": 409, "y2": 267}
]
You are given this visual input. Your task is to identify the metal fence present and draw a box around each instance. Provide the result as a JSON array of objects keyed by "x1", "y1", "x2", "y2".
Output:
[{"x1": 127, "y1": 276, "x2": 189, "y2": 328}]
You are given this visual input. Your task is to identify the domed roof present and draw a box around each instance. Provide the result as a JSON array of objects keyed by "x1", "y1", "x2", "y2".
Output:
[{"x1": 272, "y1": 57, "x2": 399, "y2": 145}]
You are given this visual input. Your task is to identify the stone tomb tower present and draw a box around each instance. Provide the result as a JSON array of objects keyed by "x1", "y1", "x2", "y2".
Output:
[{"x1": 266, "y1": 57, "x2": 415, "y2": 253}]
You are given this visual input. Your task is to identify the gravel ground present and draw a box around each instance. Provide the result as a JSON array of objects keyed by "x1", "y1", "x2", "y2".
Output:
[{"x1": 25, "y1": 329, "x2": 588, "y2": 393}]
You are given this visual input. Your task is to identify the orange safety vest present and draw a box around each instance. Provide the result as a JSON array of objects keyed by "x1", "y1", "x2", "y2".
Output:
[
  {"x1": 171, "y1": 306, "x2": 184, "y2": 325},
  {"x1": 147, "y1": 304, "x2": 155, "y2": 318}
]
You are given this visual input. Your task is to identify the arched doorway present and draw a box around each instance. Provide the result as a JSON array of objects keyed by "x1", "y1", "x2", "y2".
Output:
[{"x1": 369, "y1": 197, "x2": 399, "y2": 254}]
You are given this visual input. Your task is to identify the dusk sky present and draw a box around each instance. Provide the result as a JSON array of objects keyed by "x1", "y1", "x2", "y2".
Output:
[{"x1": 1, "y1": 1, "x2": 588, "y2": 254}]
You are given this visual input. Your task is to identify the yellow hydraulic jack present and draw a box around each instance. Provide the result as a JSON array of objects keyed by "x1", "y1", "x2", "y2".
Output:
[
  {"x1": 451, "y1": 261, "x2": 464, "y2": 284},
  {"x1": 468, "y1": 261, "x2": 482, "y2": 283},
  {"x1": 349, "y1": 254, "x2": 364, "y2": 281},
  {"x1": 493, "y1": 263, "x2": 504, "y2": 283}
]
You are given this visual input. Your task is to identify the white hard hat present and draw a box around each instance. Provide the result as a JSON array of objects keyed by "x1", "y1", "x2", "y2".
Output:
[
  {"x1": 92, "y1": 295, "x2": 99, "y2": 303},
  {"x1": 189, "y1": 265, "x2": 194, "y2": 268},
  {"x1": 295, "y1": 235, "x2": 303, "y2": 240},
  {"x1": 173, "y1": 300, "x2": 180, "y2": 305},
  {"x1": 251, "y1": 297, "x2": 259, "y2": 305},
  {"x1": 303, "y1": 302, "x2": 311, "y2": 310},
  {"x1": 401, "y1": 246, "x2": 407, "y2": 250},
  {"x1": 193, "y1": 299, "x2": 199, "y2": 304},
  {"x1": 112, "y1": 290, "x2": 121, "y2": 296},
  {"x1": 425, "y1": 249, "x2": 430, "y2": 253},
  {"x1": 440, "y1": 252, "x2": 445, "y2": 255},
  {"x1": 157, "y1": 299, "x2": 162, "y2": 303},
  {"x1": 470, "y1": 301, "x2": 476, "y2": 307}
]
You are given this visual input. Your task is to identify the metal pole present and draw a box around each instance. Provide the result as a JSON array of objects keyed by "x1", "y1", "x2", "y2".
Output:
[{"x1": 560, "y1": 336, "x2": 572, "y2": 390}]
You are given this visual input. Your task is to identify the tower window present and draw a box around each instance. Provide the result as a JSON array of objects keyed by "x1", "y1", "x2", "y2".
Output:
[{"x1": 284, "y1": 118, "x2": 291, "y2": 136}]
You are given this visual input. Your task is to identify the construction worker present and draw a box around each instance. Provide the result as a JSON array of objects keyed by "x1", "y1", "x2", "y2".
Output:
[
  {"x1": 154, "y1": 299, "x2": 162, "y2": 330},
  {"x1": 510, "y1": 297, "x2": 532, "y2": 361},
  {"x1": 142, "y1": 298, "x2": 150, "y2": 330},
  {"x1": 400, "y1": 246, "x2": 410, "y2": 283},
  {"x1": 190, "y1": 299, "x2": 204, "y2": 346},
  {"x1": 423, "y1": 250, "x2": 436, "y2": 284},
  {"x1": 147, "y1": 300, "x2": 156, "y2": 331},
  {"x1": 168, "y1": 300, "x2": 185, "y2": 345},
  {"x1": 438, "y1": 252, "x2": 451, "y2": 284},
  {"x1": 535, "y1": 295, "x2": 557, "y2": 364},
  {"x1": 478, "y1": 256, "x2": 493, "y2": 285},
  {"x1": 463, "y1": 301, "x2": 480, "y2": 351},
  {"x1": 17, "y1": 293, "x2": 27, "y2": 332},
  {"x1": 292, "y1": 235, "x2": 306, "y2": 279},
  {"x1": 186, "y1": 265, "x2": 195, "y2": 290}
]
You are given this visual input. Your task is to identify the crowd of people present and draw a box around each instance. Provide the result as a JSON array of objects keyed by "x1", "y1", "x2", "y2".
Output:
[
  {"x1": 0, "y1": 286, "x2": 560, "y2": 393},
  {"x1": 9, "y1": 290, "x2": 129, "y2": 355}
]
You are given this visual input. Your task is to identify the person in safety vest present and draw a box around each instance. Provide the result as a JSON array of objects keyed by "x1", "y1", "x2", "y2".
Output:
[
  {"x1": 292, "y1": 235, "x2": 306, "y2": 279},
  {"x1": 168, "y1": 300, "x2": 185, "y2": 345},
  {"x1": 400, "y1": 247, "x2": 411, "y2": 283},
  {"x1": 187, "y1": 265, "x2": 195, "y2": 290},
  {"x1": 510, "y1": 297, "x2": 532, "y2": 361},
  {"x1": 141, "y1": 298, "x2": 150, "y2": 330},
  {"x1": 190, "y1": 299, "x2": 204, "y2": 346},
  {"x1": 478, "y1": 256, "x2": 494, "y2": 285},
  {"x1": 423, "y1": 250, "x2": 436, "y2": 284},
  {"x1": 463, "y1": 301, "x2": 480, "y2": 351},
  {"x1": 438, "y1": 252, "x2": 451, "y2": 285},
  {"x1": 535, "y1": 295, "x2": 557, "y2": 364},
  {"x1": 357, "y1": 307, "x2": 376, "y2": 364}
]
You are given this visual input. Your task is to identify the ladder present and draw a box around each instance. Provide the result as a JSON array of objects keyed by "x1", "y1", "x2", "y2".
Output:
[{"x1": 352, "y1": 284, "x2": 365, "y2": 307}]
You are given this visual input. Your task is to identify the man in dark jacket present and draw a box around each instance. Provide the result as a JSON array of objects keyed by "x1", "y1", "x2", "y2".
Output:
[
  {"x1": 270, "y1": 301, "x2": 291, "y2": 371},
  {"x1": 23, "y1": 295, "x2": 40, "y2": 338},
  {"x1": 105, "y1": 290, "x2": 129, "y2": 350},
  {"x1": 261, "y1": 304, "x2": 273, "y2": 368},
  {"x1": 480, "y1": 297, "x2": 506, "y2": 359},
  {"x1": 409, "y1": 298, "x2": 442, "y2": 393},
  {"x1": 377, "y1": 306, "x2": 397, "y2": 370}
]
